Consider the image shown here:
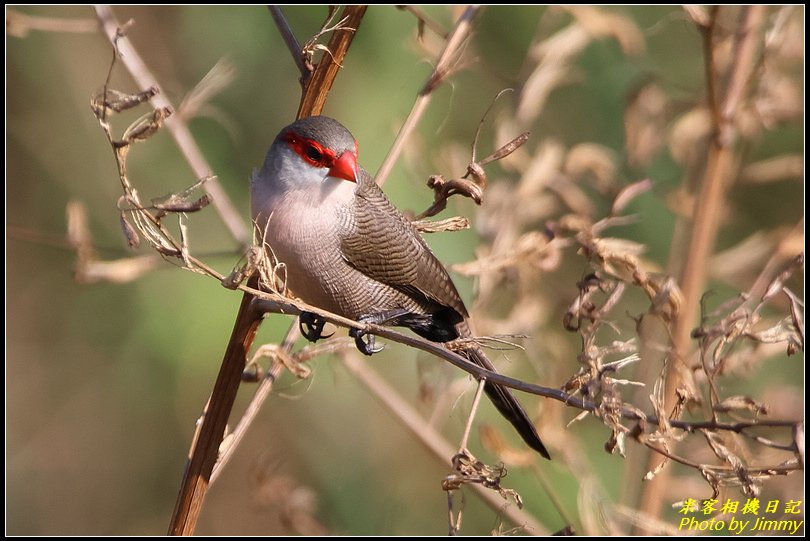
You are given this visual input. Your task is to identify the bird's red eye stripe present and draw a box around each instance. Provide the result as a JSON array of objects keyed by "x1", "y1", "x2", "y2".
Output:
[{"x1": 283, "y1": 132, "x2": 336, "y2": 168}]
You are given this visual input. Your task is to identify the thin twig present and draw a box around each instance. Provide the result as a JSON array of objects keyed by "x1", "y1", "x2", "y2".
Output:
[
  {"x1": 397, "y1": 5, "x2": 450, "y2": 39},
  {"x1": 698, "y1": 7, "x2": 722, "y2": 133},
  {"x1": 296, "y1": 6, "x2": 367, "y2": 118},
  {"x1": 376, "y1": 5, "x2": 481, "y2": 186},
  {"x1": 240, "y1": 286, "x2": 799, "y2": 434},
  {"x1": 721, "y1": 7, "x2": 766, "y2": 130},
  {"x1": 209, "y1": 339, "x2": 293, "y2": 484},
  {"x1": 268, "y1": 6, "x2": 308, "y2": 79},
  {"x1": 6, "y1": 8, "x2": 97, "y2": 36},
  {"x1": 340, "y1": 352, "x2": 549, "y2": 535},
  {"x1": 642, "y1": 439, "x2": 800, "y2": 475},
  {"x1": 458, "y1": 379, "x2": 487, "y2": 452}
]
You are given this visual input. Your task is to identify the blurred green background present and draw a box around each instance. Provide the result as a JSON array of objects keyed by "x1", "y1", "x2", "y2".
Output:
[{"x1": 6, "y1": 6, "x2": 803, "y2": 535}]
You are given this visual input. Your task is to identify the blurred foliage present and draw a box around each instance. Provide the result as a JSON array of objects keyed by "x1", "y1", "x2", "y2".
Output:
[{"x1": 6, "y1": 5, "x2": 803, "y2": 535}]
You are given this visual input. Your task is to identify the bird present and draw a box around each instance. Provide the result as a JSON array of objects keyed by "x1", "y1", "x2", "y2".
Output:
[{"x1": 251, "y1": 115, "x2": 549, "y2": 459}]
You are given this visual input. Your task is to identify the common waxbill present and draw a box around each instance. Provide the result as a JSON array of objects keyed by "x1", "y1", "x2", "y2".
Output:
[{"x1": 251, "y1": 116, "x2": 549, "y2": 459}]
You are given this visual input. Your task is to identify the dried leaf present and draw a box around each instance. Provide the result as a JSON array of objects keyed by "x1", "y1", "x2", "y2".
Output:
[
  {"x1": 479, "y1": 425, "x2": 536, "y2": 468},
  {"x1": 703, "y1": 430, "x2": 759, "y2": 497},
  {"x1": 784, "y1": 288, "x2": 804, "y2": 352},
  {"x1": 442, "y1": 451, "x2": 523, "y2": 509},
  {"x1": 251, "y1": 344, "x2": 311, "y2": 379},
  {"x1": 714, "y1": 395, "x2": 768, "y2": 415},
  {"x1": 624, "y1": 82, "x2": 668, "y2": 168},
  {"x1": 178, "y1": 58, "x2": 236, "y2": 121},
  {"x1": 412, "y1": 216, "x2": 470, "y2": 233},
  {"x1": 592, "y1": 237, "x2": 647, "y2": 258},
  {"x1": 478, "y1": 132, "x2": 531, "y2": 167},
  {"x1": 565, "y1": 6, "x2": 645, "y2": 55},
  {"x1": 740, "y1": 154, "x2": 803, "y2": 184},
  {"x1": 119, "y1": 211, "x2": 140, "y2": 248},
  {"x1": 744, "y1": 317, "x2": 800, "y2": 347},
  {"x1": 91, "y1": 86, "x2": 158, "y2": 118},
  {"x1": 668, "y1": 107, "x2": 711, "y2": 166},
  {"x1": 121, "y1": 107, "x2": 172, "y2": 144},
  {"x1": 153, "y1": 194, "x2": 211, "y2": 213},
  {"x1": 612, "y1": 179, "x2": 653, "y2": 216},
  {"x1": 564, "y1": 143, "x2": 618, "y2": 194}
]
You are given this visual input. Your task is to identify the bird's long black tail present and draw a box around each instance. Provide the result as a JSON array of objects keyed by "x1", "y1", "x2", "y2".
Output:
[
  {"x1": 466, "y1": 347, "x2": 551, "y2": 459},
  {"x1": 416, "y1": 317, "x2": 550, "y2": 459}
]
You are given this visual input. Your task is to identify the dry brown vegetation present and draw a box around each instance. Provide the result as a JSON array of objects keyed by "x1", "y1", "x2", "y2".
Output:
[{"x1": 7, "y1": 5, "x2": 803, "y2": 536}]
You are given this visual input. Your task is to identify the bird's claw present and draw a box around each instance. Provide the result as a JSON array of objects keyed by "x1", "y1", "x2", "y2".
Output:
[
  {"x1": 299, "y1": 311, "x2": 334, "y2": 342},
  {"x1": 349, "y1": 328, "x2": 384, "y2": 356}
]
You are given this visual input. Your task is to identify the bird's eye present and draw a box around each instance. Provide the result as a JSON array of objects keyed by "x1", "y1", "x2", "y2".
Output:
[{"x1": 305, "y1": 145, "x2": 323, "y2": 162}]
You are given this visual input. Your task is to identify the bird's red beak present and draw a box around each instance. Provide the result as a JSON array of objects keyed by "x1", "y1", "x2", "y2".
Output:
[{"x1": 329, "y1": 151, "x2": 358, "y2": 183}]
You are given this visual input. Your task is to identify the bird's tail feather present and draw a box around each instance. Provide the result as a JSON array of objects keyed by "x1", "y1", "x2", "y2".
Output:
[{"x1": 465, "y1": 346, "x2": 551, "y2": 459}]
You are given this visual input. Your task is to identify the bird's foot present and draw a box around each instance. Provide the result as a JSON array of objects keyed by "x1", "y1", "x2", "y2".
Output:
[
  {"x1": 299, "y1": 311, "x2": 334, "y2": 342},
  {"x1": 349, "y1": 310, "x2": 412, "y2": 356},
  {"x1": 349, "y1": 327, "x2": 384, "y2": 355}
]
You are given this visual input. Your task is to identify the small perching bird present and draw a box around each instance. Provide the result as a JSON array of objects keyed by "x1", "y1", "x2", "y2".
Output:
[{"x1": 251, "y1": 115, "x2": 549, "y2": 459}]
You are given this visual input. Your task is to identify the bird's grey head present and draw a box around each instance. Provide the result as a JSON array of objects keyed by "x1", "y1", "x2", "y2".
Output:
[
  {"x1": 260, "y1": 116, "x2": 359, "y2": 189},
  {"x1": 282, "y1": 116, "x2": 358, "y2": 158}
]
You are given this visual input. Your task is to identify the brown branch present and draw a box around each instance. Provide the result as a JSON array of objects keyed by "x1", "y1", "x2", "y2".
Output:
[
  {"x1": 209, "y1": 324, "x2": 299, "y2": 484},
  {"x1": 296, "y1": 6, "x2": 367, "y2": 119},
  {"x1": 165, "y1": 6, "x2": 367, "y2": 534},
  {"x1": 193, "y1": 0, "x2": 366, "y2": 507},
  {"x1": 168, "y1": 286, "x2": 263, "y2": 535},
  {"x1": 94, "y1": 5, "x2": 250, "y2": 248}
]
